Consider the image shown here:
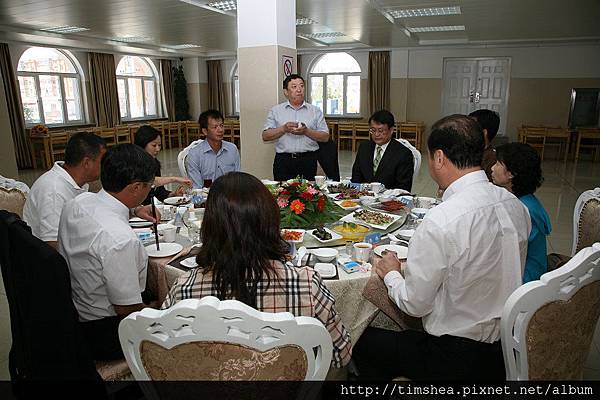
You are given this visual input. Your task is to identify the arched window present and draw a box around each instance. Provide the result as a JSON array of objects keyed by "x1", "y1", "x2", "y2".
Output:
[
  {"x1": 116, "y1": 56, "x2": 158, "y2": 120},
  {"x1": 17, "y1": 47, "x2": 84, "y2": 126},
  {"x1": 231, "y1": 64, "x2": 239, "y2": 116},
  {"x1": 309, "y1": 52, "x2": 361, "y2": 116}
]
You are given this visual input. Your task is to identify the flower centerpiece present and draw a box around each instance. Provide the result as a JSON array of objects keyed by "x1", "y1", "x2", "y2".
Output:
[
  {"x1": 30, "y1": 124, "x2": 49, "y2": 136},
  {"x1": 270, "y1": 178, "x2": 346, "y2": 229}
]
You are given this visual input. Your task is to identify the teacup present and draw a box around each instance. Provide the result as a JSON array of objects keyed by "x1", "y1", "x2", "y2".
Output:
[
  {"x1": 157, "y1": 224, "x2": 177, "y2": 243},
  {"x1": 370, "y1": 182, "x2": 383, "y2": 193},
  {"x1": 353, "y1": 242, "x2": 373, "y2": 263},
  {"x1": 315, "y1": 175, "x2": 326, "y2": 187}
]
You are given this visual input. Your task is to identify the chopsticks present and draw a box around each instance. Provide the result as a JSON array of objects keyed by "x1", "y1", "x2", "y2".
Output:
[{"x1": 151, "y1": 190, "x2": 160, "y2": 251}]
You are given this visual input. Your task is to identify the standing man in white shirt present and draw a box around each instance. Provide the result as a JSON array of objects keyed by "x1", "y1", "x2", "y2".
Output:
[
  {"x1": 353, "y1": 114, "x2": 531, "y2": 381},
  {"x1": 262, "y1": 74, "x2": 329, "y2": 181},
  {"x1": 23, "y1": 132, "x2": 106, "y2": 248},
  {"x1": 58, "y1": 144, "x2": 157, "y2": 361}
]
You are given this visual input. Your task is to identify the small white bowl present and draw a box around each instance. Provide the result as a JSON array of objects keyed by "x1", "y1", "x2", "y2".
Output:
[{"x1": 312, "y1": 248, "x2": 339, "y2": 262}]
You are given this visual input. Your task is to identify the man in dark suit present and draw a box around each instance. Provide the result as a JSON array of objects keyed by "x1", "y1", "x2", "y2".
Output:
[{"x1": 351, "y1": 110, "x2": 414, "y2": 191}]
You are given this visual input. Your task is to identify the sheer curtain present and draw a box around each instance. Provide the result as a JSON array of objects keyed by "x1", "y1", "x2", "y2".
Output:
[
  {"x1": 207, "y1": 60, "x2": 225, "y2": 113},
  {"x1": 88, "y1": 52, "x2": 121, "y2": 127},
  {"x1": 160, "y1": 59, "x2": 175, "y2": 122},
  {"x1": 368, "y1": 51, "x2": 390, "y2": 114},
  {"x1": 0, "y1": 43, "x2": 32, "y2": 168}
]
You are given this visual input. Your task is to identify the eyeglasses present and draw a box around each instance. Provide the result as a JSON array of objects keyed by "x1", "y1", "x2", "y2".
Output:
[
  {"x1": 369, "y1": 127, "x2": 389, "y2": 134},
  {"x1": 209, "y1": 123, "x2": 225, "y2": 130}
]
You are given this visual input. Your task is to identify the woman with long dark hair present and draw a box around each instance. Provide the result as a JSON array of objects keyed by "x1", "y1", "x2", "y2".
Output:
[
  {"x1": 162, "y1": 172, "x2": 351, "y2": 368},
  {"x1": 134, "y1": 125, "x2": 191, "y2": 205}
]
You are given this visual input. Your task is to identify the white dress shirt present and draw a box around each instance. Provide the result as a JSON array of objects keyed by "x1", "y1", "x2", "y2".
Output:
[
  {"x1": 384, "y1": 171, "x2": 531, "y2": 343},
  {"x1": 58, "y1": 190, "x2": 148, "y2": 322},
  {"x1": 23, "y1": 162, "x2": 88, "y2": 242},
  {"x1": 263, "y1": 101, "x2": 329, "y2": 153}
]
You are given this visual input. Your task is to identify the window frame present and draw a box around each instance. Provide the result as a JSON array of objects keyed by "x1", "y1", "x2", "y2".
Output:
[
  {"x1": 231, "y1": 63, "x2": 239, "y2": 116},
  {"x1": 17, "y1": 48, "x2": 85, "y2": 128},
  {"x1": 116, "y1": 56, "x2": 160, "y2": 121},
  {"x1": 308, "y1": 53, "x2": 362, "y2": 118}
]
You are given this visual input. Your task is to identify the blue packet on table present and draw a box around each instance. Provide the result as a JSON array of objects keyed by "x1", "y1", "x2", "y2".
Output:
[{"x1": 365, "y1": 232, "x2": 382, "y2": 244}]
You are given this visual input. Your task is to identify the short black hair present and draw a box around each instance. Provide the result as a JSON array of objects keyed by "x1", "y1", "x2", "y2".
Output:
[
  {"x1": 469, "y1": 109, "x2": 500, "y2": 142},
  {"x1": 283, "y1": 74, "x2": 304, "y2": 90},
  {"x1": 369, "y1": 110, "x2": 395, "y2": 129},
  {"x1": 134, "y1": 125, "x2": 161, "y2": 149},
  {"x1": 101, "y1": 144, "x2": 156, "y2": 193},
  {"x1": 64, "y1": 132, "x2": 106, "y2": 166},
  {"x1": 495, "y1": 142, "x2": 543, "y2": 198},
  {"x1": 428, "y1": 114, "x2": 485, "y2": 169},
  {"x1": 198, "y1": 109, "x2": 224, "y2": 130}
]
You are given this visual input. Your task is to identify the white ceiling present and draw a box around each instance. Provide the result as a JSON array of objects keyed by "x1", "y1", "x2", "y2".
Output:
[{"x1": 0, "y1": 0, "x2": 599, "y2": 58}]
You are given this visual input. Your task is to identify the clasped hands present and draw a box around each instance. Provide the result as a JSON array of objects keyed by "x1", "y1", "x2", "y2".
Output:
[
  {"x1": 373, "y1": 251, "x2": 405, "y2": 279},
  {"x1": 283, "y1": 121, "x2": 307, "y2": 136}
]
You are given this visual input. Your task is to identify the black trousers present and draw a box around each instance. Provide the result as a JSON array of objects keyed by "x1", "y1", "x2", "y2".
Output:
[
  {"x1": 80, "y1": 316, "x2": 124, "y2": 361},
  {"x1": 353, "y1": 328, "x2": 505, "y2": 381},
  {"x1": 273, "y1": 151, "x2": 318, "y2": 181},
  {"x1": 317, "y1": 139, "x2": 340, "y2": 181}
]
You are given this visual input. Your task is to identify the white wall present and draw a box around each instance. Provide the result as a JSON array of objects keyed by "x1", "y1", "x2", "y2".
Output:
[{"x1": 390, "y1": 43, "x2": 600, "y2": 79}]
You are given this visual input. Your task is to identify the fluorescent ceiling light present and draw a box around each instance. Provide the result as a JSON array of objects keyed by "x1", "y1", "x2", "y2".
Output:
[
  {"x1": 170, "y1": 44, "x2": 202, "y2": 49},
  {"x1": 298, "y1": 32, "x2": 346, "y2": 39},
  {"x1": 408, "y1": 25, "x2": 465, "y2": 33},
  {"x1": 296, "y1": 16, "x2": 317, "y2": 26},
  {"x1": 39, "y1": 26, "x2": 89, "y2": 34},
  {"x1": 207, "y1": 1, "x2": 237, "y2": 11},
  {"x1": 112, "y1": 36, "x2": 153, "y2": 43},
  {"x1": 388, "y1": 6, "x2": 461, "y2": 18}
]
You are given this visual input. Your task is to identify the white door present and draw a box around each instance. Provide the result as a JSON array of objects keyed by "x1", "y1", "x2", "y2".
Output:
[{"x1": 441, "y1": 57, "x2": 511, "y2": 136}]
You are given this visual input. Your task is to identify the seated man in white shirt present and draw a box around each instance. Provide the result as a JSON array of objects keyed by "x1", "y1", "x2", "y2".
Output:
[
  {"x1": 353, "y1": 114, "x2": 531, "y2": 381},
  {"x1": 58, "y1": 144, "x2": 157, "y2": 361},
  {"x1": 23, "y1": 132, "x2": 106, "y2": 248}
]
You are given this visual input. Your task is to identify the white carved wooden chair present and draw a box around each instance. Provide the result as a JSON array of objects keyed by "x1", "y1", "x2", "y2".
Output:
[
  {"x1": 118, "y1": 296, "x2": 332, "y2": 383},
  {"x1": 395, "y1": 138, "x2": 421, "y2": 183},
  {"x1": 501, "y1": 243, "x2": 600, "y2": 380},
  {"x1": 177, "y1": 139, "x2": 204, "y2": 178},
  {"x1": 0, "y1": 176, "x2": 29, "y2": 218}
]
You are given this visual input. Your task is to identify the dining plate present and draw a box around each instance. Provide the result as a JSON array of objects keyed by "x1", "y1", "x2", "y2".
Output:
[
  {"x1": 163, "y1": 196, "x2": 190, "y2": 206},
  {"x1": 308, "y1": 227, "x2": 343, "y2": 244},
  {"x1": 179, "y1": 256, "x2": 198, "y2": 269},
  {"x1": 281, "y1": 229, "x2": 305, "y2": 243},
  {"x1": 314, "y1": 262, "x2": 337, "y2": 278},
  {"x1": 334, "y1": 199, "x2": 361, "y2": 211},
  {"x1": 129, "y1": 217, "x2": 153, "y2": 228},
  {"x1": 396, "y1": 229, "x2": 416, "y2": 239},
  {"x1": 340, "y1": 210, "x2": 401, "y2": 230},
  {"x1": 145, "y1": 242, "x2": 183, "y2": 258},
  {"x1": 374, "y1": 244, "x2": 408, "y2": 259}
]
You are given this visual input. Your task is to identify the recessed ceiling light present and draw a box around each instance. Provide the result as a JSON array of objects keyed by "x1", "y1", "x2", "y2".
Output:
[
  {"x1": 39, "y1": 26, "x2": 90, "y2": 34},
  {"x1": 207, "y1": 0, "x2": 237, "y2": 11},
  {"x1": 112, "y1": 36, "x2": 153, "y2": 43},
  {"x1": 170, "y1": 44, "x2": 202, "y2": 49},
  {"x1": 298, "y1": 32, "x2": 346, "y2": 39},
  {"x1": 296, "y1": 16, "x2": 317, "y2": 26},
  {"x1": 388, "y1": 6, "x2": 461, "y2": 19},
  {"x1": 408, "y1": 25, "x2": 465, "y2": 33}
]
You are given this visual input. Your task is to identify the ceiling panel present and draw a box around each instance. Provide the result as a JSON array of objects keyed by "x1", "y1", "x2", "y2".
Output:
[{"x1": 0, "y1": 0, "x2": 598, "y2": 57}]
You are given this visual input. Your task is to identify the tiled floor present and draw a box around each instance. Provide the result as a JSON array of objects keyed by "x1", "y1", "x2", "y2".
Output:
[{"x1": 2, "y1": 148, "x2": 600, "y2": 380}]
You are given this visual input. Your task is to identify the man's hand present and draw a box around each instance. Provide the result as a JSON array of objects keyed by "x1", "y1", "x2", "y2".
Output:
[
  {"x1": 290, "y1": 121, "x2": 307, "y2": 136},
  {"x1": 134, "y1": 205, "x2": 161, "y2": 223},
  {"x1": 374, "y1": 252, "x2": 402, "y2": 279},
  {"x1": 283, "y1": 121, "x2": 301, "y2": 134}
]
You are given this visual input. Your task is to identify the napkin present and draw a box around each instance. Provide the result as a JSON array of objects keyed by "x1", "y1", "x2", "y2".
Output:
[
  {"x1": 362, "y1": 274, "x2": 423, "y2": 331},
  {"x1": 382, "y1": 188, "x2": 410, "y2": 197}
]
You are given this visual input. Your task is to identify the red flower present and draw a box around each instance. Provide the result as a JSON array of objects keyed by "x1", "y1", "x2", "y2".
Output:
[
  {"x1": 288, "y1": 182, "x2": 301, "y2": 187},
  {"x1": 317, "y1": 195, "x2": 325, "y2": 212},
  {"x1": 290, "y1": 199, "x2": 305, "y2": 215},
  {"x1": 280, "y1": 189, "x2": 290, "y2": 195},
  {"x1": 300, "y1": 191, "x2": 313, "y2": 201}
]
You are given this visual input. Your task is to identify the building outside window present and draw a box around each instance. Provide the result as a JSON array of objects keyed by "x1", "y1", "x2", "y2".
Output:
[
  {"x1": 309, "y1": 52, "x2": 361, "y2": 117},
  {"x1": 116, "y1": 55, "x2": 159, "y2": 120},
  {"x1": 17, "y1": 47, "x2": 85, "y2": 126}
]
